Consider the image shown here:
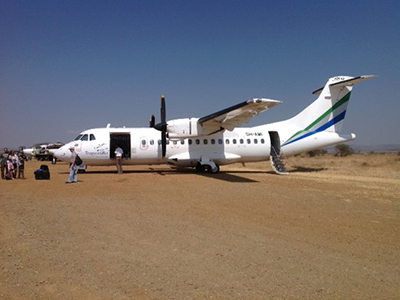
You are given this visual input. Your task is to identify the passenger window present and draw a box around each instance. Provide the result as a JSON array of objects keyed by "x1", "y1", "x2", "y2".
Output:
[
  {"x1": 225, "y1": 139, "x2": 230, "y2": 144},
  {"x1": 142, "y1": 140, "x2": 146, "y2": 146},
  {"x1": 247, "y1": 139, "x2": 251, "y2": 144},
  {"x1": 173, "y1": 141, "x2": 177, "y2": 145},
  {"x1": 150, "y1": 139, "x2": 154, "y2": 145},
  {"x1": 211, "y1": 139, "x2": 215, "y2": 144},
  {"x1": 196, "y1": 139, "x2": 200, "y2": 145},
  {"x1": 254, "y1": 139, "x2": 258, "y2": 144},
  {"x1": 218, "y1": 139, "x2": 223, "y2": 145},
  {"x1": 90, "y1": 134, "x2": 96, "y2": 141},
  {"x1": 188, "y1": 139, "x2": 192, "y2": 145},
  {"x1": 203, "y1": 139, "x2": 208, "y2": 145},
  {"x1": 233, "y1": 139, "x2": 237, "y2": 144},
  {"x1": 261, "y1": 138, "x2": 265, "y2": 144},
  {"x1": 180, "y1": 140, "x2": 185, "y2": 145},
  {"x1": 240, "y1": 139, "x2": 244, "y2": 144}
]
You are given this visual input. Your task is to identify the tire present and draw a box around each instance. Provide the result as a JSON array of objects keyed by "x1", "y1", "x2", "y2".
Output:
[
  {"x1": 195, "y1": 163, "x2": 205, "y2": 172},
  {"x1": 210, "y1": 164, "x2": 220, "y2": 174}
]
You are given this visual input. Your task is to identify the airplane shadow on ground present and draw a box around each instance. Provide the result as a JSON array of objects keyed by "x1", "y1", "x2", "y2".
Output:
[
  {"x1": 289, "y1": 166, "x2": 327, "y2": 173},
  {"x1": 196, "y1": 172, "x2": 259, "y2": 183},
  {"x1": 58, "y1": 166, "x2": 326, "y2": 183},
  {"x1": 59, "y1": 168, "x2": 260, "y2": 183}
]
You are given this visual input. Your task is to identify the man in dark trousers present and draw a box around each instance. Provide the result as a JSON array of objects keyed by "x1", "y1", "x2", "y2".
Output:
[{"x1": 1, "y1": 147, "x2": 9, "y2": 179}]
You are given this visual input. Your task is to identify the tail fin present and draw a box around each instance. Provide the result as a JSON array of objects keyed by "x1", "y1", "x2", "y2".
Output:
[{"x1": 284, "y1": 75, "x2": 376, "y2": 145}]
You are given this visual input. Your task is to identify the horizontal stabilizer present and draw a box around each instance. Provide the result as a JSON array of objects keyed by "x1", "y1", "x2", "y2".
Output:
[{"x1": 312, "y1": 75, "x2": 377, "y2": 95}]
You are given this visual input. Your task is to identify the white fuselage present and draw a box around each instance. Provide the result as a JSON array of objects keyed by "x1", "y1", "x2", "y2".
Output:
[
  {"x1": 54, "y1": 123, "x2": 354, "y2": 169},
  {"x1": 52, "y1": 75, "x2": 375, "y2": 172}
]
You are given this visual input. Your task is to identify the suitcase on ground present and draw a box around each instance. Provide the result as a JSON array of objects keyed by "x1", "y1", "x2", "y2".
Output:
[{"x1": 34, "y1": 165, "x2": 50, "y2": 180}]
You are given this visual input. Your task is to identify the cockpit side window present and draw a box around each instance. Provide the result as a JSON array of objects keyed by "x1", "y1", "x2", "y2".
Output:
[{"x1": 90, "y1": 134, "x2": 96, "y2": 141}]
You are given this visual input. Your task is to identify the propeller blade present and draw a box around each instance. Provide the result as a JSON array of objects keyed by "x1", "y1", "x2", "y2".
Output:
[
  {"x1": 161, "y1": 130, "x2": 166, "y2": 158},
  {"x1": 149, "y1": 114, "x2": 155, "y2": 128},
  {"x1": 160, "y1": 94, "x2": 166, "y2": 125},
  {"x1": 154, "y1": 95, "x2": 167, "y2": 158}
]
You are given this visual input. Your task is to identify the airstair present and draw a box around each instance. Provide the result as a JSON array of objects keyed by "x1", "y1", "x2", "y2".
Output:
[
  {"x1": 269, "y1": 131, "x2": 288, "y2": 175},
  {"x1": 270, "y1": 148, "x2": 288, "y2": 175}
]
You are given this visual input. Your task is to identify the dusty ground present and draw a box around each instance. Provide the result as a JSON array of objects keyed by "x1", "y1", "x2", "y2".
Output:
[{"x1": 1, "y1": 154, "x2": 399, "y2": 299}]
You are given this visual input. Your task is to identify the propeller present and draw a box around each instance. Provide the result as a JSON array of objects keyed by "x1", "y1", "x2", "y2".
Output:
[
  {"x1": 149, "y1": 114, "x2": 155, "y2": 128},
  {"x1": 154, "y1": 95, "x2": 167, "y2": 158}
]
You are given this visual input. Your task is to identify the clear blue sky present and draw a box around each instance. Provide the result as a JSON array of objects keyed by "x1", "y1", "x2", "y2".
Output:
[{"x1": 1, "y1": 0, "x2": 399, "y2": 149}]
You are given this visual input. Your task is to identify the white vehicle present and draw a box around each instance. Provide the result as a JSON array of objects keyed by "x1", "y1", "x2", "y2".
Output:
[{"x1": 54, "y1": 75, "x2": 375, "y2": 174}]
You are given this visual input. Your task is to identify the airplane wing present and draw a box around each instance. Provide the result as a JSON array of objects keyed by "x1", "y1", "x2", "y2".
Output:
[{"x1": 198, "y1": 98, "x2": 282, "y2": 131}]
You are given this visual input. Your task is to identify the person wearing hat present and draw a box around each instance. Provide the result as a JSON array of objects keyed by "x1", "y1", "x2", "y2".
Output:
[{"x1": 66, "y1": 146, "x2": 78, "y2": 183}]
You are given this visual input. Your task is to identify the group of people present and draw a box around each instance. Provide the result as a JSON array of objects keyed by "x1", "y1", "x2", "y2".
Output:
[
  {"x1": 1, "y1": 145, "x2": 124, "y2": 182},
  {"x1": 1, "y1": 147, "x2": 25, "y2": 180}
]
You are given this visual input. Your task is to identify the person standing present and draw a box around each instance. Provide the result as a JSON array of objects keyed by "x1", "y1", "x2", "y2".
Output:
[
  {"x1": 66, "y1": 146, "x2": 78, "y2": 183},
  {"x1": 1, "y1": 147, "x2": 9, "y2": 179},
  {"x1": 9, "y1": 150, "x2": 19, "y2": 179},
  {"x1": 17, "y1": 154, "x2": 25, "y2": 179},
  {"x1": 114, "y1": 146, "x2": 124, "y2": 174}
]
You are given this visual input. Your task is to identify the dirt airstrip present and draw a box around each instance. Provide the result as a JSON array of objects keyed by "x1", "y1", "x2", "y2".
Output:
[{"x1": 1, "y1": 155, "x2": 399, "y2": 299}]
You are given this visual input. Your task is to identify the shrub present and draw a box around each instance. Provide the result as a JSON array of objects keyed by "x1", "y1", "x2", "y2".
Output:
[
  {"x1": 335, "y1": 144, "x2": 355, "y2": 157},
  {"x1": 307, "y1": 149, "x2": 328, "y2": 157}
]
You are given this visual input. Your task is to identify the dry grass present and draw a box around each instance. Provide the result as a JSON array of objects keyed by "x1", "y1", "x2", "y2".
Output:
[
  {"x1": 225, "y1": 152, "x2": 400, "y2": 180},
  {"x1": 285, "y1": 152, "x2": 400, "y2": 179}
]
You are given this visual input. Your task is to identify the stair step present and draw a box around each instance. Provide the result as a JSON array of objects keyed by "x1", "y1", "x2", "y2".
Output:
[{"x1": 270, "y1": 155, "x2": 288, "y2": 175}]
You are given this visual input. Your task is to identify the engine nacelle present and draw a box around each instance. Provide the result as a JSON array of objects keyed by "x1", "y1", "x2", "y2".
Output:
[{"x1": 167, "y1": 118, "x2": 221, "y2": 140}]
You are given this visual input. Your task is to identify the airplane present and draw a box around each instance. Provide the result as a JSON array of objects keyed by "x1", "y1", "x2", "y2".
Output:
[
  {"x1": 23, "y1": 143, "x2": 50, "y2": 158},
  {"x1": 53, "y1": 75, "x2": 376, "y2": 175},
  {"x1": 23, "y1": 142, "x2": 64, "y2": 161}
]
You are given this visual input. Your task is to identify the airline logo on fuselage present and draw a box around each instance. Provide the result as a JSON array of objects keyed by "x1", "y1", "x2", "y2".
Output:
[{"x1": 85, "y1": 143, "x2": 109, "y2": 156}]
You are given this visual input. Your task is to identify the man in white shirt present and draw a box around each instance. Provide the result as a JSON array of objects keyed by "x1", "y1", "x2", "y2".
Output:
[{"x1": 114, "y1": 146, "x2": 124, "y2": 174}]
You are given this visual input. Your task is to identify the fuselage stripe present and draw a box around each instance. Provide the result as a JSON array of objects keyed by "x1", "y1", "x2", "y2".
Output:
[
  {"x1": 284, "y1": 91, "x2": 351, "y2": 145},
  {"x1": 283, "y1": 110, "x2": 347, "y2": 146}
]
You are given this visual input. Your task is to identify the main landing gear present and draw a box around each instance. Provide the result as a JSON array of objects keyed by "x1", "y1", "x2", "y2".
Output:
[{"x1": 196, "y1": 157, "x2": 220, "y2": 174}]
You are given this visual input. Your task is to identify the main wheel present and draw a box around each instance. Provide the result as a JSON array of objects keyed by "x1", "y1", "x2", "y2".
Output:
[{"x1": 210, "y1": 164, "x2": 220, "y2": 174}]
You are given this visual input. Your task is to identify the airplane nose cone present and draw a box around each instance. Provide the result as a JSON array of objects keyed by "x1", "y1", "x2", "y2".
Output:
[{"x1": 53, "y1": 147, "x2": 68, "y2": 161}]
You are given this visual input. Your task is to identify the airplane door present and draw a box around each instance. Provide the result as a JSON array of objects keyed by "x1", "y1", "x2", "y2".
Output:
[
  {"x1": 269, "y1": 131, "x2": 281, "y2": 156},
  {"x1": 110, "y1": 133, "x2": 131, "y2": 159}
]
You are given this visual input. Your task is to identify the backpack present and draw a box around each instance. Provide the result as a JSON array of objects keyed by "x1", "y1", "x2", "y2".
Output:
[{"x1": 75, "y1": 155, "x2": 83, "y2": 166}]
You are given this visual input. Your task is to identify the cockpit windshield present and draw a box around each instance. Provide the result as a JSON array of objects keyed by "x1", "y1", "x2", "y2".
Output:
[{"x1": 73, "y1": 133, "x2": 96, "y2": 141}]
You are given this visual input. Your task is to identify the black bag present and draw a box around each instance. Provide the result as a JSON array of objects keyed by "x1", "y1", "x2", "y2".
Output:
[
  {"x1": 34, "y1": 165, "x2": 50, "y2": 180},
  {"x1": 75, "y1": 155, "x2": 82, "y2": 166}
]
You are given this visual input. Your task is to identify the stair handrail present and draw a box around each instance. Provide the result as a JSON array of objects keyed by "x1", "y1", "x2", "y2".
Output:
[{"x1": 270, "y1": 145, "x2": 280, "y2": 157}]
